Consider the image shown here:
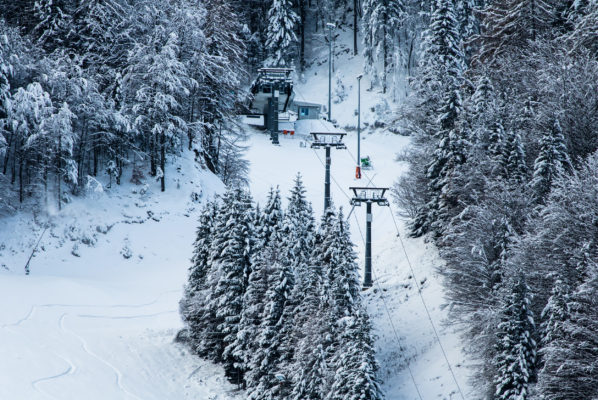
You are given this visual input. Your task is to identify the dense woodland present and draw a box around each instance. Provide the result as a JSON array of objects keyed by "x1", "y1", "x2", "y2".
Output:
[
  {"x1": 178, "y1": 177, "x2": 383, "y2": 399},
  {"x1": 394, "y1": 0, "x2": 598, "y2": 399}
]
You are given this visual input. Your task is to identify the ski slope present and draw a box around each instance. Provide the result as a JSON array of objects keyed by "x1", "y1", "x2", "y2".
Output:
[
  {"x1": 246, "y1": 128, "x2": 472, "y2": 399},
  {"x1": 0, "y1": 154, "x2": 242, "y2": 400}
]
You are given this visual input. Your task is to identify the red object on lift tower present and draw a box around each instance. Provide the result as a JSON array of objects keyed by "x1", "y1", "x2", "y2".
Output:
[{"x1": 356, "y1": 166, "x2": 362, "y2": 179}]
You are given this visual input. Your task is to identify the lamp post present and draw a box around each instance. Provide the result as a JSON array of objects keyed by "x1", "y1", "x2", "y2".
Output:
[
  {"x1": 356, "y1": 74, "x2": 362, "y2": 179},
  {"x1": 326, "y1": 23, "x2": 335, "y2": 122}
]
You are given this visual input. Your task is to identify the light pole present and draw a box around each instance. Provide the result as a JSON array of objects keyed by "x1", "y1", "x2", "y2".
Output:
[
  {"x1": 326, "y1": 23, "x2": 335, "y2": 122},
  {"x1": 356, "y1": 74, "x2": 362, "y2": 179}
]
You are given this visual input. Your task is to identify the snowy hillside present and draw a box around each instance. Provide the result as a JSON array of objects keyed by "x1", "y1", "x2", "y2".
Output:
[{"x1": 0, "y1": 152, "x2": 244, "y2": 400}]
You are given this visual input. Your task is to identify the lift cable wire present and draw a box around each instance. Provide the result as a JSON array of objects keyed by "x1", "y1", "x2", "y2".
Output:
[
  {"x1": 311, "y1": 148, "x2": 352, "y2": 202},
  {"x1": 312, "y1": 142, "x2": 466, "y2": 400},
  {"x1": 385, "y1": 205, "x2": 466, "y2": 400},
  {"x1": 311, "y1": 144, "x2": 424, "y2": 399},
  {"x1": 345, "y1": 145, "x2": 466, "y2": 400},
  {"x1": 351, "y1": 212, "x2": 425, "y2": 400}
]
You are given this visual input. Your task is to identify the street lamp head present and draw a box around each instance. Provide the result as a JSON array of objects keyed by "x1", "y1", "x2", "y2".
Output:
[
  {"x1": 357, "y1": 74, "x2": 363, "y2": 81},
  {"x1": 326, "y1": 22, "x2": 336, "y2": 30}
]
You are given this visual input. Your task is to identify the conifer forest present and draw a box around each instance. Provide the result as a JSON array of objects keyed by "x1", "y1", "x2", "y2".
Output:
[{"x1": 1, "y1": 0, "x2": 598, "y2": 399}]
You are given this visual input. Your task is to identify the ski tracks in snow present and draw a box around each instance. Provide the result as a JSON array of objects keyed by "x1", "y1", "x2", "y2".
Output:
[
  {"x1": 4, "y1": 289, "x2": 181, "y2": 400},
  {"x1": 59, "y1": 313, "x2": 143, "y2": 400}
]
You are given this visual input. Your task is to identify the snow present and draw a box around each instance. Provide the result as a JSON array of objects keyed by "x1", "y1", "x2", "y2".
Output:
[{"x1": 0, "y1": 152, "x2": 242, "y2": 400}]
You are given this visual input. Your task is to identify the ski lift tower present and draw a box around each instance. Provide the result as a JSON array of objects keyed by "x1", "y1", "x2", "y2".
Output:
[
  {"x1": 350, "y1": 186, "x2": 390, "y2": 288},
  {"x1": 249, "y1": 68, "x2": 294, "y2": 145},
  {"x1": 311, "y1": 131, "x2": 346, "y2": 211}
]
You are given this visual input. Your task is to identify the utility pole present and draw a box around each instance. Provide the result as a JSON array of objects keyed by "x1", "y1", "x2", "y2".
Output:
[
  {"x1": 350, "y1": 187, "x2": 390, "y2": 288},
  {"x1": 356, "y1": 74, "x2": 362, "y2": 179},
  {"x1": 326, "y1": 23, "x2": 335, "y2": 122},
  {"x1": 311, "y1": 132, "x2": 346, "y2": 210}
]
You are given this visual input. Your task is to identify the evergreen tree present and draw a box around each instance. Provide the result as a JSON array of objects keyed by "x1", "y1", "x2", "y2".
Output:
[
  {"x1": 410, "y1": 0, "x2": 465, "y2": 237},
  {"x1": 568, "y1": 0, "x2": 598, "y2": 53},
  {"x1": 361, "y1": 0, "x2": 405, "y2": 93},
  {"x1": 283, "y1": 174, "x2": 315, "y2": 295},
  {"x1": 265, "y1": 0, "x2": 299, "y2": 66},
  {"x1": 536, "y1": 275, "x2": 598, "y2": 400},
  {"x1": 179, "y1": 200, "x2": 218, "y2": 348},
  {"x1": 33, "y1": 0, "x2": 73, "y2": 51},
  {"x1": 494, "y1": 274, "x2": 537, "y2": 400},
  {"x1": 205, "y1": 188, "x2": 254, "y2": 381},
  {"x1": 474, "y1": 0, "x2": 557, "y2": 65},
  {"x1": 327, "y1": 310, "x2": 384, "y2": 400},
  {"x1": 531, "y1": 119, "x2": 571, "y2": 203},
  {"x1": 246, "y1": 228, "x2": 295, "y2": 399},
  {"x1": 539, "y1": 277, "x2": 570, "y2": 349},
  {"x1": 127, "y1": 29, "x2": 190, "y2": 191},
  {"x1": 259, "y1": 186, "x2": 284, "y2": 247},
  {"x1": 501, "y1": 129, "x2": 527, "y2": 184}
]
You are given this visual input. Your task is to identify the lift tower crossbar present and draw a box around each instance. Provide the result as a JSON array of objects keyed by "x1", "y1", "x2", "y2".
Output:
[
  {"x1": 350, "y1": 187, "x2": 390, "y2": 288},
  {"x1": 311, "y1": 132, "x2": 346, "y2": 211}
]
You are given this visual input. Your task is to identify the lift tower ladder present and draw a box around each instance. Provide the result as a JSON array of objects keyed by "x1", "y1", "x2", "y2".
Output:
[
  {"x1": 311, "y1": 132, "x2": 346, "y2": 211},
  {"x1": 249, "y1": 68, "x2": 294, "y2": 145},
  {"x1": 349, "y1": 186, "x2": 390, "y2": 288}
]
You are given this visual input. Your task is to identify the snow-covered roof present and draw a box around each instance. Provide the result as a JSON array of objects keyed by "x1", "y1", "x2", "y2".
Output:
[
  {"x1": 293, "y1": 119, "x2": 345, "y2": 136},
  {"x1": 292, "y1": 99, "x2": 322, "y2": 108}
]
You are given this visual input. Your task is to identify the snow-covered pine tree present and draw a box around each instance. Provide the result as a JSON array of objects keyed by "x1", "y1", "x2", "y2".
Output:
[
  {"x1": 204, "y1": 188, "x2": 254, "y2": 381},
  {"x1": 183, "y1": 200, "x2": 218, "y2": 301},
  {"x1": 327, "y1": 309, "x2": 384, "y2": 400},
  {"x1": 127, "y1": 29, "x2": 190, "y2": 192},
  {"x1": 33, "y1": 0, "x2": 72, "y2": 51},
  {"x1": 501, "y1": 129, "x2": 527, "y2": 184},
  {"x1": 327, "y1": 208, "x2": 361, "y2": 319},
  {"x1": 283, "y1": 174, "x2": 315, "y2": 295},
  {"x1": 568, "y1": 0, "x2": 598, "y2": 53},
  {"x1": 536, "y1": 274, "x2": 598, "y2": 400},
  {"x1": 539, "y1": 277, "x2": 570, "y2": 350},
  {"x1": 7, "y1": 82, "x2": 54, "y2": 204},
  {"x1": 46, "y1": 102, "x2": 77, "y2": 210},
  {"x1": 494, "y1": 274, "x2": 537, "y2": 400},
  {"x1": 68, "y1": 0, "x2": 126, "y2": 68},
  {"x1": 530, "y1": 119, "x2": 571, "y2": 203},
  {"x1": 259, "y1": 186, "x2": 284, "y2": 247},
  {"x1": 245, "y1": 227, "x2": 295, "y2": 399},
  {"x1": 229, "y1": 239, "x2": 273, "y2": 387},
  {"x1": 473, "y1": 0, "x2": 557, "y2": 65},
  {"x1": 361, "y1": 0, "x2": 405, "y2": 93},
  {"x1": 411, "y1": 0, "x2": 465, "y2": 237},
  {"x1": 178, "y1": 200, "x2": 218, "y2": 348},
  {"x1": 265, "y1": 0, "x2": 299, "y2": 66}
]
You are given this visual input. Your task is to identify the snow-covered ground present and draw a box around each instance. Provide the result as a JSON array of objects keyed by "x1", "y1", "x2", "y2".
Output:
[{"x1": 0, "y1": 153, "x2": 243, "y2": 400}]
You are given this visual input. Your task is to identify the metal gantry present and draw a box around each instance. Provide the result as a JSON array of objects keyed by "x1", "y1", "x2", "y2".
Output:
[
  {"x1": 350, "y1": 186, "x2": 390, "y2": 288},
  {"x1": 311, "y1": 132, "x2": 346, "y2": 210}
]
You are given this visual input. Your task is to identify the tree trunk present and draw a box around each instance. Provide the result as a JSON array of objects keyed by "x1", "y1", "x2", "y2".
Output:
[
  {"x1": 2, "y1": 132, "x2": 13, "y2": 174},
  {"x1": 150, "y1": 132, "x2": 156, "y2": 176},
  {"x1": 353, "y1": 0, "x2": 359, "y2": 56},
  {"x1": 57, "y1": 135, "x2": 62, "y2": 211},
  {"x1": 160, "y1": 132, "x2": 165, "y2": 192},
  {"x1": 19, "y1": 158, "x2": 23, "y2": 204},
  {"x1": 300, "y1": 0, "x2": 306, "y2": 72}
]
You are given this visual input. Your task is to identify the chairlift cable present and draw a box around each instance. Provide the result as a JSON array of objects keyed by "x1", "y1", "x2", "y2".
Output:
[
  {"x1": 386, "y1": 205, "x2": 467, "y2": 400},
  {"x1": 351, "y1": 212, "x2": 424, "y2": 400}
]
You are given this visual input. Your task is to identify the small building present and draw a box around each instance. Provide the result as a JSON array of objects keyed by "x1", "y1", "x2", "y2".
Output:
[{"x1": 292, "y1": 100, "x2": 322, "y2": 120}]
